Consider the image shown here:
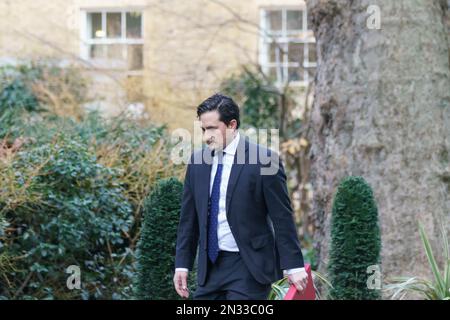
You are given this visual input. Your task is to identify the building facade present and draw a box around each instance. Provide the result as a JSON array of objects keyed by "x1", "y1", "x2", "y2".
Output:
[{"x1": 0, "y1": 0, "x2": 315, "y2": 130}]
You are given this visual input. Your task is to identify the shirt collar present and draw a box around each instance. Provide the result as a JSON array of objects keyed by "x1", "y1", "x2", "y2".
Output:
[{"x1": 222, "y1": 131, "x2": 240, "y2": 156}]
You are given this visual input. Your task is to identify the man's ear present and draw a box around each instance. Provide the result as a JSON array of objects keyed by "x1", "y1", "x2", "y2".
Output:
[{"x1": 228, "y1": 119, "x2": 238, "y2": 130}]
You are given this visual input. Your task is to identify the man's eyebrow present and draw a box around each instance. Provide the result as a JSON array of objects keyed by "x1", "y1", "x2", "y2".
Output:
[{"x1": 201, "y1": 126, "x2": 218, "y2": 130}]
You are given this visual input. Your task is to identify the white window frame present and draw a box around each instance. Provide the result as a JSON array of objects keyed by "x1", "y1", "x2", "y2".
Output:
[
  {"x1": 80, "y1": 8, "x2": 144, "y2": 73},
  {"x1": 259, "y1": 6, "x2": 316, "y2": 87}
]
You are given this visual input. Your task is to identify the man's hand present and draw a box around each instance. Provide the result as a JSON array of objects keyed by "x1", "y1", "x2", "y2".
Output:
[
  {"x1": 288, "y1": 269, "x2": 308, "y2": 292},
  {"x1": 173, "y1": 270, "x2": 189, "y2": 298}
]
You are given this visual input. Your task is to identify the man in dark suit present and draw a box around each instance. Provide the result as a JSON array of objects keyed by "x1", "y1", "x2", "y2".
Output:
[{"x1": 173, "y1": 93, "x2": 308, "y2": 300}]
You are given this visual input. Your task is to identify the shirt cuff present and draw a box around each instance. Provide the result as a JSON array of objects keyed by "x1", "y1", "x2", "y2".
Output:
[
  {"x1": 284, "y1": 267, "x2": 305, "y2": 275},
  {"x1": 175, "y1": 268, "x2": 189, "y2": 273}
]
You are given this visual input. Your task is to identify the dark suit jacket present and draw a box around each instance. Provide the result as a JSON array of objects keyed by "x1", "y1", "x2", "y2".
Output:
[{"x1": 175, "y1": 135, "x2": 304, "y2": 286}]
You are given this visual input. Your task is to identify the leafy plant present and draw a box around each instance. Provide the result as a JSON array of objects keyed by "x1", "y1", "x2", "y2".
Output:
[
  {"x1": 0, "y1": 63, "x2": 185, "y2": 299},
  {"x1": 0, "y1": 78, "x2": 39, "y2": 113},
  {"x1": 385, "y1": 221, "x2": 450, "y2": 300},
  {"x1": 0, "y1": 62, "x2": 87, "y2": 139},
  {"x1": 0, "y1": 137, "x2": 134, "y2": 299},
  {"x1": 0, "y1": 75, "x2": 39, "y2": 138},
  {"x1": 328, "y1": 176, "x2": 381, "y2": 300}
]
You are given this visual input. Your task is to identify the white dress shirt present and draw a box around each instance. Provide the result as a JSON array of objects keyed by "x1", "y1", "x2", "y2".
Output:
[
  {"x1": 176, "y1": 132, "x2": 304, "y2": 275},
  {"x1": 209, "y1": 131, "x2": 240, "y2": 252}
]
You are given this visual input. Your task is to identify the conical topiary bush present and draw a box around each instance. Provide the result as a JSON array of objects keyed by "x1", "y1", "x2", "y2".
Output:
[
  {"x1": 328, "y1": 176, "x2": 381, "y2": 299},
  {"x1": 134, "y1": 177, "x2": 196, "y2": 299}
]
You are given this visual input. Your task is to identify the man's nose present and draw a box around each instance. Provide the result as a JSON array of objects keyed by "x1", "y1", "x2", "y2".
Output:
[{"x1": 203, "y1": 134, "x2": 212, "y2": 144}]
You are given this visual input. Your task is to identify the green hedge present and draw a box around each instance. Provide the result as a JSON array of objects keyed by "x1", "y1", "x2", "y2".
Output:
[
  {"x1": 328, "y1": 176, "x2": 381, "y2": 300},
  {"x1": 135, "y1": 178, "x2": 197, "y2": 299}
]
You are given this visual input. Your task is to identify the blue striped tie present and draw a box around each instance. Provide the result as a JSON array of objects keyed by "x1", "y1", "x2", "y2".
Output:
[{"x1": 207, "y1": 158, "x2": 224, "y2": 264}]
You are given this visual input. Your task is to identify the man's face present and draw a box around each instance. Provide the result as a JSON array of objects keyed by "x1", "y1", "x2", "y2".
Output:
[{"x1": 199, "y1": 111, "x2": 235, "y2": 151}]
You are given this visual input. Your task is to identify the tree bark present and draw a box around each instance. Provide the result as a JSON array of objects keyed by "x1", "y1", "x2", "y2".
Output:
[{"x1": 307, "y1": 0, "x2": 450, "y2": 286}]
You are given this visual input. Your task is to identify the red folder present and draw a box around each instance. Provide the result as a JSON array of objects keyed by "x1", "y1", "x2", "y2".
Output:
[{"x1": 283, "y1": 263, "x2": 315, "y2": 300}]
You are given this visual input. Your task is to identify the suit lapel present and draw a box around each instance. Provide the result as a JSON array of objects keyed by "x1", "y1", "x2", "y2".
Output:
[
  {"x1": 225, "y1": 135, "x2": 248, "y2": 218},
  {"x1": 197, "y1": 148, "x2": 213, "y2": 227}
]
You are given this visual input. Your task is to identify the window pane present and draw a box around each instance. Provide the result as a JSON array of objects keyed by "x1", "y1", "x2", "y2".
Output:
[
  {"x1": 287, "y1": 10, "x2": 303, "y2": 31},
  {"x1": 288, "y1": 43, "x2": 304, "y2": 63},
  {"x1": 269, "y1": 42, "x2": 283, "y2": 63},
  {"x1": 288, "y1": 67, "x2": 303, "y2": 82},
  {"x1": 107, "y1": 44, "x2": 125, "y2": 60},
  {"x1": 90, "y1": 44, "x2": 106, "y2": 59},
  {"x1": 308, "y1": 43, "x2": 317, "y2": 63},
  {"x1": 107, "y1": 12, "x2": 121, "y2": 38},
  {"x1": 266, "y1": 10, "x2": 282, "y2": 32},
  {"x1": 126, "y1": 12, "x2": 142, "y2": 38},
  {"x1": 268, "y1": 67, "x2": 277, "y2": 80},
  {"x1": 128, "y1": 44, "x2": 143, "y2": 70},
  {"x1": 89, "y1": 13, "x2": 103, "y2": 39},
  {"x1": 268, "y1": 66, "x2": 284, "y2": 83}
]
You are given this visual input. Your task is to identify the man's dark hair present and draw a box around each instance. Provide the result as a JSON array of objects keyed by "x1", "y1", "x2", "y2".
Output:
[{"x1": 197, "y1": 93, "x2": 240, "y2": 129}]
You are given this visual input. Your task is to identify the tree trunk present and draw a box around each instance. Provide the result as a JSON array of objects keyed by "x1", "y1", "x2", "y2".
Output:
[{"x1": 307, "y1": 0, "x2": 450, "y2": 288}]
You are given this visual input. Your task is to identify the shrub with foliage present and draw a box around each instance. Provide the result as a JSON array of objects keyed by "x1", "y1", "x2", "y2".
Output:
[
  {"x1": 328, "y1": 176, "x2": 381, "y2": 300},
  {"x1": 0, "y1": 63, "x2": 184, "y2": 299},
  {"x1": 0, "y1": 137, "x2": 134, "y2": 299},
  {"x1": 0, "y1": 78, "x2": 39, "y2": 112},
  {"x1": 135, "y1": 178, "x2": 196, "y2": 299},
  {"x1": 0, "y1": 62, "x2": 87, "y2": 138},
  {"x1": 0, "y1": 68, "x2": 39, "y2": 138}
]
